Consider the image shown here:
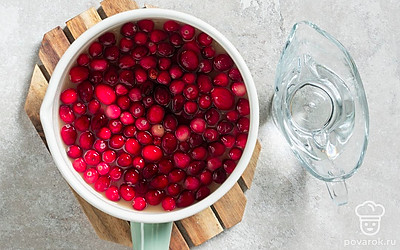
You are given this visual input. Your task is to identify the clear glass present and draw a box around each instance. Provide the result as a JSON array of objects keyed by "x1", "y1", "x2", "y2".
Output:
[{"x1": 272, "y1": 21, "x2": 369, "y2": 205}]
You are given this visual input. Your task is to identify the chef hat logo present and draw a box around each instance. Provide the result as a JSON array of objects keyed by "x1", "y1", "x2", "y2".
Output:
[{"x1": 355, "y1": 201, "x2": 385, "y2": 236}]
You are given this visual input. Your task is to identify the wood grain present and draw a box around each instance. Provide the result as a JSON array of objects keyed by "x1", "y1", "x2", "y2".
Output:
[
  {"x1": 212, "y1": 183, "x2": 247, "y2": 229},
  {"x1": 101, "y1": 0, "x2": 139, "y2": 17},
  {"x1": 170, "y1": 223, "x2": 189, "y2": 250},
  {"x1": 66, "y1": 7, "x2": 102, "y2": 39},
  {"x1": 38, "y1": 26, "x2": 70, "y2": 75},
  {"x1": 180, "y1": 207, "x2": 223, "y2": 246},
  {"x1": 24, "y1": 65, "x2": 48, "y2": 142},
  {"x1": 240, "y1": 140, "x2": 261, "y2": 190}
]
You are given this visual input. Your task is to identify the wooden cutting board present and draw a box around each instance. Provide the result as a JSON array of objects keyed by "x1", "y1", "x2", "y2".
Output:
[{"x1": 24, "y1": 0, "x2": 261, "y2": 248}]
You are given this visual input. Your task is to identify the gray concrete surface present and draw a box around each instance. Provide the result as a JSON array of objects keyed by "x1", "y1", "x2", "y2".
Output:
[{"x1": 1, "y1": 0, "x2": 399, "y2": 249}]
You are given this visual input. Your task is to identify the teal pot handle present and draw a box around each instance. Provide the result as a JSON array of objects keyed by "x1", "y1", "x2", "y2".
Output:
[{"x1": 130, "y1": 222, "x2": 173, "y2": 250}]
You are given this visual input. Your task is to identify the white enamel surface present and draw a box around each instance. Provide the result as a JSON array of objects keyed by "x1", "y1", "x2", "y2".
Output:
[{"x1": 40, "y1": 9, "x2": 259, "y2": 223}]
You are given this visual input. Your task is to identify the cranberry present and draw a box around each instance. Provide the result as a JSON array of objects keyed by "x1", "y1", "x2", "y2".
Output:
[
  {"x1": 103, "y1": 69, "x2": 119, "y2": 86},
  {"x1": 195, "y1": 186, "x2": 210, "y2": 201},
  {"x1": 176, "y1": 190, "x2": 195, "y2": 208},
  {"x1": 197, "y1": 32, "x2": 213, "y2": 47},
  {"x1": 117, "y1": 96, "x2": 131, "y2": 110},
  {"x1": 203, "y1": 128, "x2": 218, "y2": 142},
  {"x1": 221, "y1": 134, "x2": 236, "y2": 148},
  {"x1": 99, "y1": 32, "x2": 116, "y2": 46},
  {"x1": 167, "y1": 183, "x2": 181, "y2": 196},
  {"x1": 204, "y1": 108, "x2": 220, "y2": 126},
  {"x1": 226, "y1": 110, "x2": 240, "y2": 122},
  {"x1": 96, "y1": 162, "x2": 110, "y2": 175},
  {"x1": 163, "y1": 20, "x2": 180, "y2": 32},
  {"x1": 151, "y1": 175, "x2": 169, "y2": 189},
  {"x1": 72, "y1": 102, "x2": 87, "y2": 115},
  {"x1": 120, "y1": 111, "x2": 135, "y2": 125},
  {"x1": 120, "y1": 184, "x2": 135, "y2": 201},
  {"x1": 198, "y1": 95, "x2": 212, "y2": 109},
  {"x1": 90, "y1": 114, "x2": 107, "y2": 131},
  {"x1": 213, "y1": 168, "x2": 227, "y2": 184},
  {"x1": 198, "y1": 59, "x2": 213, "y2": 73},
  {"x1": 145, "y1": 190, "x2": 164, "y2": 206},
  {"x1": 77, "y1": 53, "x2": 90, "y2": 66},
  {"x1": 163, "y1": 114, "x2": 177, "y2": 131},
  {"x1": 79, "y1": 131, "x2": 94, "y2": 150},
  {"x1": 202, "y1": 46, "x2": 217, "y2": 60},
  {"x1": 146, "y1": 41, "x2": 157, "y2": 54},
  {"x1": 60, "y1": 88, "x2": 78, "y2": 104},
  {"x1": 179, "y1": 141, "x2": 191, "y2": 153},
  {"x1": 72, "y1": 116, "x2": 89, "y2": 132},
  {"x1": 180, "y1": 24, "x2": 195, "y2": 40},
  {"x1": 214, "y1": 54, "x2": 233, "y2": 71},
  {"x1": 136, "y1": 131, "x2": 153, "y2": 145},
  {"x1": 83, "y1": 168, "x2": 99, "y2": 184},
  {"x1": 183, "y1": 84, "x2": 199, "y2": 100},
  {"x1": 102, "y1": 150, "x2": 116, "y2": 163},
  {"x1": 236, "y1": 133, "x2": 248, "y2": 149},
  {"x1": 183, "y1": 40, "x2": 201, "y2": 54},
  {"x1": 109, "y1": 134, "x2": 125, "y2": 149},
  {"x1": 228, "y1": 68, "x2": 243, "y2": 81},
  {"x1": 94, "y1": 175, "x2": 111, "y2": 192},
  {"x1": 217, "y1": 120, "x2": 234, "y2": 134},
  {"x1": 109, "y1": 166, "x2": 123, "y2": 181},
  {"x1": 59, "y1": 105, "x2": 75, "y2": 123},
  {"x1": 160, "y1": 132, "x2": 178, "y2": 155},
  {"x1": 207, "y1": 157, "x2": 222, "y2": 171},
  {"x1": 119, "y1": 70, "x2": 134, "y2": 85},
  {"x1": 191, "y1": 146, "x2": 207, "y2": 161},
  {"x1": 231, "y1": 82, "x2": 246, "y2": 96},
  {"x1": 132, "y1": 196, "x2": 147, "y2": 210},
  {"x1": 162, "y1": 196, "x2": 176, "y2": 211},
  {"x1": 197, "y1": 74, "x2": 213, "y2": 94},
  {"x1": 84, "y1": 150, "x2": 101, "y2": 166},
  {"x1": 119, "y1": 37, "x2": 134, "y2": 52},
  {"x1": 179, "y1": 50, "x2": 199, "y2": 71},
  {"x1": 175, "y1": 125, "x2": 190, "y2": 142},
  {"x1": 237, "y1": 117, "x2": 250, "y2": 133},
  {"x1": 133, "y1": 156, "x2": 145, "y2": 169},
  {"x1": 95, "y1": 84, "x2": 116, "y2": 105},
  {"x1": 124, "y1": 168, "x2": 140, "y2": 184},
  {"x1": 223, "y1": 159, "x2": 237, "y2": 174},
  {"x1": 188, "y1": 133, "x2": 203, "y2": 148},
  {"x1": 158, "y1": 158, "x2": 173, "y2": 174},
  {"x1": 89, "y1": 71, "x2": 103, "y2": 84},
  {"x1": 121, "y1": 22, "x2": 137, "y2": 37},
  {"x1": 135, "y1": 117, "x2": 150, "y2": 131},
  {"x1": 213, "y1": 72, "x2": 229, "y2": 87},
  {"x1": 169, "y1": 80, "x2": 185, "y2": 95},
  {"x1": 211, "y1": 87, "x2": 235, "y2": 110},
  {"x1": 73, "y1": 158, "x2": 87, "y2": 172},
  {"x1": 169, "y1": 65, "x2": 183, "y2": 79},
  {"x1": 90, "y1": 59, "x2": 108, "y2": 72},
  {"x1": 173, "y1": 151, "x2": 191, "y2": 169},
  {"x1": 147, "y1": 105, "x2": 165, "y2": 124},
  {"x1": 183, "y1": 101, "x2": 198, "y2": 115},
  {"x1": 105, "y1": 185, "x2": 120, "y2": 201},
  {"x1": 158, "y1": 58, "x2": 172, "y2": 70},
  {"x1": 125, "y1": 138, "x2": 141, "y2": 155},
  {"x1": 104, "y1": 46, "x2": 119, "y2": 61},
  {"x1": 154, "y1": 86, "x2": 171, "y2": 106},
  {"x1": 229, "y1": 147, "x2": 243, "y2": 160},
  {"x1": 236, "y1": 98, "x2": 250, "y2": 116},
  {"x1": 190, "y1": 118, "x2": 206, "y2": 134},
  {"x1": 117, "y1": 152, "x2": 132, "y2": 167},
  {"x1": 208, "y1": 142, "x2": 226, "y2": 157},
  {"x1": 133, "y1": 31, "x2": 148, "y2": 45},
  {"x1": 67, "y1": 145, "x2": 82, "y2": 158},
  {"x1": 139, "y1": 56, "x2": 157, "y2": 69},
  {"x1": 88, "y1": 99, "x2": 100, "y2": 114},
  {"x1": 199, "y1": 170, "x2": 212, "y2": 185},
  {"x1": 150, "y1": 29, "x2": 167, "y2": 43},
  {"x1": 132, "y1": 46, "x2": 149, "y2": 60},
  {"x1": 105, "y1": 104, "x2": 121, "y2": 119},
  {"x1": 187, "y1": 161, "x2": 206, "y2": 176},
  {"x1": 108, "y1": 119, "x2": 123, "y2": 134},
  {"x1": 129, "y1": 102, "x2": 145, "y2": 118},
  {"x1": 142, "y1": 145, "x2": 163, "y2": 162},
  {"x1": 89, "y1": 42, "x2": 103, "y2": 57},
  {"x1": 118, "y1": 55, "x2": 135, "y2": 69},
  {"x1": 168, "y1": 168, "x2": 186, "y2": 183},
  {"x1": 169, "y1": 33, "x2": 184, "y2": 47},
  {"x1": 138, "y1": 19, "x2": 154, "y2": 32},
  {"x1": 115, "y1": 84, "x2": 129, "y2": 96},
  {"x1": 93, "y1": 139, "x2": 108, "y2": 153},
  {"x1": 171, "y1": 95, "x2": 185, "y2": 113},
  {"x1": 157, "y1": 71, "x2": 172, "y2": 85}
]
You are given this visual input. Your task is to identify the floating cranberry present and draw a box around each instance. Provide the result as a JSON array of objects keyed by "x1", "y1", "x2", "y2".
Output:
[
  {"x1": 163, "y1": 20, "x2": 180, "y2": 32},
  {"x1": 67, "y1": 145, "x2": 82, "y2": 159},
  {"x1": 60, "y1": 88, "x2": 78, "y2": 104},
  {"x1": 138, "y1": 19, "x2": 154, "y2": 32},
  {"x1": 132, "y1": 196, "x2": 147, "y2": 210},
  {"x1": 124, "y1": 168, "x2": 140, "y2": 184},
  {"x1": 59, "y1": 105, "x2": 75, "y2": 123},
  {"x1": 214, "y1": 54, "x2": 233, "y2": 71},
  {"x1": 180, "y1": 24, "x2": 195, "y2": 40},
  {"x1": 121, "y1": 22, "x2": 137, "y2": 37},
  {"x1": 95, "y1": 84, "x2": 116, "y2": 105},
  {"x1": 142, "y1": 145, "x2": 163, "y2": 162},
  {"x1": 179, "y1": 50, "x2": 199, "y2": 71},
  {"x1": 120, "y1": 184, "x2": 135, "y2": 201},
  {"x1": 105, "y1": 185, "x2": 120, "y2": 201},
  {"x1": 83, "y1": 168, "x2": 99, "y2": 184},
  {"x1": 195, "y1": 186, "x2": 210, "y2": 201},
  {"x1": 162, "y1": 196, "x2": 176, "y2": 211},
  {"x1": 176, "y1": 190, "x2": 195, "y2": 208},
  {"x1": 94, "y1": 175, "x2": 111, "y2": 192},
  {"x1": 109, "y1": 166, "x2": 122, "y2": 181},
  {"x1": 211, "y1": 87, "x2": 234, "y2": 110},
  {"x1": 73, "y1": 158, "x2": 87, "y2": 172},
  {"x1": 89, "y1": 42, "x2": 103, "y2": 57}
]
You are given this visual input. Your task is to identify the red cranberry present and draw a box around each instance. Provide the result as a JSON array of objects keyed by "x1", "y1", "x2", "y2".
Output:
[
  {"x1": 231, "y1": 82, "x2": 246, "y2": 96},
  {"x1": 236, "y1": 133, "x2": 248, "y2": 149},
  {"x1": 136, "y1": 131, "x2": 153, "y2": 145},
  {"x1": 203, "y1": 128, "x2": 218, "y2": 142},
  {"x1": 179, "y1": 141, "x2": 191, "y2": 153},
  {"x1": 60, "y1": 88, "x2": 78, "y2": 104},
  {"x1": 115, "y1": 84, "x2": 129, "y2": 96},
  {"x1": 139, "y1": 56, "x2": 157, "y2": 69},
  {"x1": 163, "y1": 20, "x2": 180, "y2": 32},
  {"x1": 90, "y1": 114, "x2": 107, "y2": 131},
  {"x1": 129, "y1": 102, "x2": 145, "y2": 118},
  {"x1": 67, "y1": 145, "x2": 82, "y2": 159},
  {"x1": 132, "y1": 196, "x2": 147, "y2": 210},
  {"x1": 90, "y1": 58, "x2": 108, "y2": 72},
  {"x1": 88, "y1": 99, "x2": 100, "y2": 114},
  {"x1": 120, "y1": 111, "x2": 135, "y2": 125},
  {"x1": 59, "y1": 105, "x2": 75, "y2": 123},
  {"x1": 197, "y1": 74, "x2": 213, "y2": 94},
  {"x1": 211, "y1": 87, "x2": 234, "y2": 110},
  {"x1": 133, "y1": 156, "x2": 145, "y2": 169},
  {"x1": 142, "y1": 163, "x2": 158, "y2": 179},
  {"x1": 133, "y1": 31, "x2": 148, "y2": 45},
  {"x1": 73, "y1": 115, "x2": 89, "y2": 131},
  {"x1": 183, "y1": 84, "x2": 199, "y2": 100},
  {"x1": 73, "y1": 158, "x2": 87, "y2": 172},
  {"x1": 188, "y1": 133, "x2": 204, "y2": 148},
  {"x1": 213, "y1": 168, "x2": 227, "y2": 184},
  {"x1": 117, "y1": 152, "x2": 132, "y2": 167},
  {"x1": 180, "y1": 24, "x2": 195, "y2": 40},
  {"x1": 179, "y1": 50, "x2": 199, "y2": 71},
  {"x1": 162, "y1": 196, "x2": 176, "y2": 211},
  {"x1": 79, "y1": 131, "x2": 94, "y2": 150},
  {"x1": 169, "y1": 32, "x2": 184, "y2": 47},
  {"x1": 105, "y1": 185, "x2": 120, "y2": 201},
  {"x1": 204, "y1": 108, "x2": 220, "y2": 126},
  {"x1": 72, "y1": 102, "x2": 87, "y2": 115},
  {"x1": 226, "y1": 110, "x2": 240, "y2": 122},
  {"x1": 199, "y1": 169, "x2": 212, "y2": 185},
  {"x1": 237, "y1": 117, "x2": 250, "y2": 133},
  {"x1": 198, "y1": 59, "x2": 213, "y2": 73},
  {"x1": 147, "y1": 105, "x2": 165, "y2": 124},
  {"x1": 93, "y1": 139, "x2": 108, "y2": 153},
  {"x1": 187, "y1": 161, "x2": 206, "y2": 176},
  {"x1": 121, "y1": 22, "x2": 137, "y2": 37},
  {"x1": 223, "y1": 159, "x2": 237, "y2": 174},
  {"x1": 195, "y1": 186, "x2": 210, "y2": 201},
  {"x1": 157, "y1": 43, "x2": 174, "y2": 58},
  {"x1": 145, "y1": 190, "x2": 164, "y2": 206},
  {"x1": 125, "y1": 138, "x2": 141, "y2": 155},
  {"x1": 83, "y1": 167, "x2": 99, "y2": 184},
  {"x1": 167, "y1": 183, "x2": 181, "y2": 196},
  {"x1": 184, "y1": 176, "x2": 200, "y2": 191},
  {"x1": 99, "y1": 32, "x2": 116, "y2": 46},
  {"x1": 154, "y1": 86, "x2": 171, "y2": 106},
  {"x1": 96, "y1": 162, "x2": 110, "y2": 175},
  {"x1": 202, "y1": 46, "x2": 216, "y2": 59},
  {"x1": 198, "y1": 95, "x2": 212, "y2": 110},
  {"x1": 190, "y1": 118, "x2": 206, "y2": 134},
  {"x1": 173, "y1": 151, "x2": 191, "y2": 169},
  {"x1": 119, "y1": 37, "x2": 134, "y2": 52},
  {"x1": 150, "y1": 29, "x2": 167, "y2": 43},
  {"x1": 109, "y1": 134, "x2": 125, "y2": 149},
  {"x1": 104, "y1": 46, "x2": 120, "y2": 61},
  {"x1": 142, "y1": 145, "x2": 163, "y2": 162},
  {"x1": 146, "y1": 41, "x2": 157, "y2": 54},
  {"x1": 94, "y1": 175, "x2": 111, "y2": 192},
  {"x1": 169, "y1": 80, "x2": 185, "y2": 95},
  {"x1": 207, "y1": 157, "x2": 222, "y2": 171},
  {"x1": 118, "y1": 55, "x2": 135, "y2": 69},
  {"x1": 171, "y1": 95, "x2": 185, "y2": 113},
  {"x1": 102, "y1": 150, "x2": 116, "y2": 163},
  {"x1": 108, "y1": 119, "x2": 123, "y2": 134},
  {"x1": 175, "y1": 125, "x2": 190, "y2": 142},
  {"x1": 229, "y1": 147, "x2": 243, "y2": 160},
  {"x1": 168, "y1": 168, "x2": 186, "y2": 183},
  {"x1": 120, "y1": 184, "x2": 135, "y2": 201},
  {"x1": 109, "y1": 166, "x2": 123, "y2": 181},
  {"x1": 217, "y1": 120, "x2": 234, "y2": 134},
  {"x1": 191, "y1": 146, "x2": 207, "y2": 160},
  {"x1": 197, "y1": 32, "x2": 213, "y2": 46},
  {"x1": 183, "y1": 40, "x2": 201, "y2": 54},
  {"x1": 214, "y1": 54, "x2": 233, "y2": 71},
  {"x1": 236, "y1": 98, "x2": 250, "y2": 116},
  {"x1": 161, "y1": 132, "x2": 178, "y2": 155},
  {"x1": 228, "y1": 68, "x2": 243, "y2": 81},
  {"x1": 105, "y1": 104, "x2": 121, "y2": 119},
  {"x1": 138, "y1": 19, "x2": 154, "y2": 32},
  {"x1": 157, "y1": 71, "x2": 172, "y2": 85},
  {"x1": 95, "y1": 84, "x2": 116, "y2": 105},
  {"x1": 151, "y1": 175, "x2": 169, "y2": 189},
  {"x1": 132, "y1": 46, "x2": 149, "y2": 60},
  {"x1": 169, "y1": 65, "x2": 183, "y2": 79},
  {"x1": 117, "y1": 96, "x2": 131, "y2": 110},
  {"x1": 84, "y1": 150, "x2": 101, "y2": 166},
  {"x1": 135, "y1": 117, "x2": 150, "y2": 131},
  {"x1": 124, "y1": 168, "x2": 140, "y2": 184},
  {"x1": 208, "y1": 142, "x2": 226, "y2": 157},
  {"x1": 158, "y1": 158, "x2": 173, "y2": 174},
  {"x1": 158, "y1": 58, "x2": 172, "y2": 70},
  {"x1": 221, "y1": 135, "x2": 236, "y2": 148},
  {"x1": 163, "y1": 114, "x2": 177, "y2": 131},
  {"x1": 89, "y1": 42, "x2": 103, "y2": 57},
  {"x1": 183, "y1": 101, "x2": 198, "y2": 115},
  {"x1": 213, "y1": 72, "x2": 229, "y2": 87},
  {"x1": 89, "y1": 71, "x2": 103, "y2": 84},
  {"x1": 118, "y1": 70, "x2": 134, "y2": 86},
  {"x1": 176, "y1": 190, "x2": 195, "y2": 208},
  {"x1": 77, "y1": 53, "x2": 90, "y2": 66}
]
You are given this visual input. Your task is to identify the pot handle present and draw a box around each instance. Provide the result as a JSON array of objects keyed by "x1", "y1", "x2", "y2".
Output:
[{"x1": 130, "y1": 221, "x2": 173, "y2": 250}]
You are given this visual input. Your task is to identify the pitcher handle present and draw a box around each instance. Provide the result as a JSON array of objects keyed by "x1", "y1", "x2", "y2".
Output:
[
  {"x1": 130, "y1": 221, "x2": 173, "y2": 250},
  {"x1": 326, "y1": 179, "x2": 348, "y2": 206}
]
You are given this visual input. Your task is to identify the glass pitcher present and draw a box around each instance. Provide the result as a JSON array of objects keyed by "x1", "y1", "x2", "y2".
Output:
[{"x1": 271, "y1": 21, "x2": 369, "y2": 205}]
